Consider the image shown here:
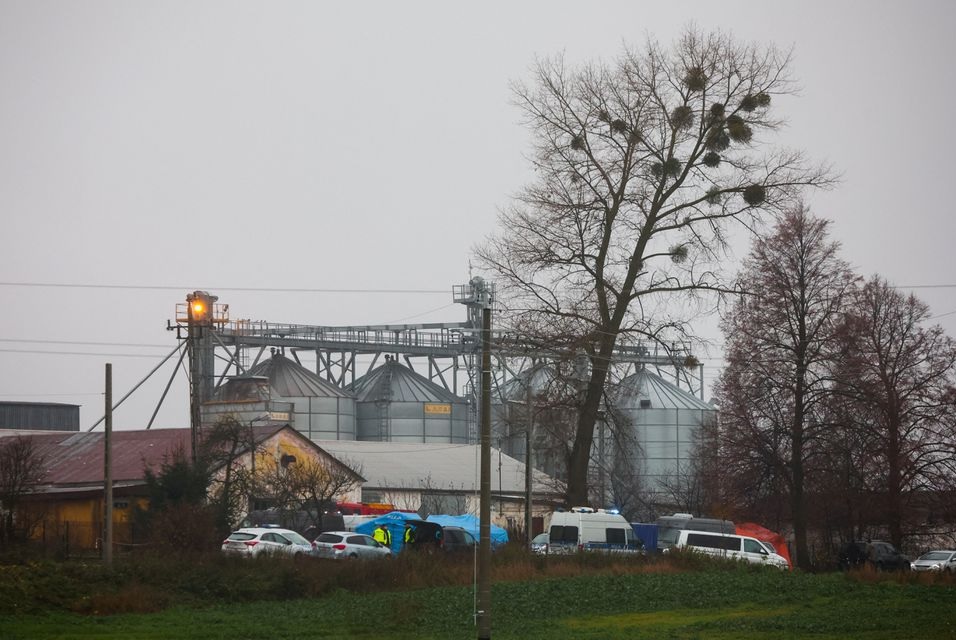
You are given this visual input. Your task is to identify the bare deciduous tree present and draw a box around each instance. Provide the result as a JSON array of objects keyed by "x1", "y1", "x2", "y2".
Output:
[
  {"x1": 657, "y1": 416, "x2": 723, "y2": 518},
  {"x1": 832, "y1": 277, "x2": 956, "y2": 548},
  {"x1": 0, "y1": 436, "x2": 47, "y2": 545},
  {"x1": 715, "y1": 205, "x2": 855, "y2": 569},
  {"x1": 477, "y1": 27, "x2": 832, "y2": 506},
  {"x1": 291, "y1": 456, "x2": 364, "y2": 530},
  {"x1": 201, "y1": 415, "x2": 260, "y2": 531},
  {"x1": 249, "y1": 451, "x2": 363, "y2": 530}
]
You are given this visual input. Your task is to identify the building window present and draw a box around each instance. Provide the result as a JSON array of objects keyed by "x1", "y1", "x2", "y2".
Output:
[{"x1": 361, "y1": 489, "x2": 382, "y2": 504}]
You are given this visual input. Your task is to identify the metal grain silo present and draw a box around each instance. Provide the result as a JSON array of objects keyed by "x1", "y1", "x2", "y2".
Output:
[
  {"x1": 348, "y1": 358, "x2": 470, "y2": 444},
  {"x1": 246, "y1": 354, "x2": 356, "y2": 441},
  {"x1": 609, "y1": 369, "x2": 715, "y2": 493},
  {"x1": 202, "y1": 375, "x2": 294, "y2": 426},
  {"x1": 492, "y1": 364, "x2": 575, "y2": 480}
]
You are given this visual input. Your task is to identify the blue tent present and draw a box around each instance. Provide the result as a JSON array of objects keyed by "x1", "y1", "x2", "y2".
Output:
[
  {"x1": 354, "y1": 511, "x2": 423, "y2": 554},
  {"x1": 355, "y1": 512, "x2": 510, "y2": 553},
  {"x1": 426, "y1": 514, "x2": 509, "y2": 548}
]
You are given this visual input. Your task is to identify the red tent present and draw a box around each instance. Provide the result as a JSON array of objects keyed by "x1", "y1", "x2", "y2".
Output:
[{"x1": 736, "y1": 522, "x2": 792, "y2": 569}]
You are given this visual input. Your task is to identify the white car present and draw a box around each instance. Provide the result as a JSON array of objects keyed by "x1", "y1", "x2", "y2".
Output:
[
  {"x1": 911, "y1": 550, "x2": 956, "y2": 572},
  {"x1": 221, "y1": 527, "x2": 314, "y2": 558},
  {"x1": 531, "y1": 532, "x2": 549, "y2": 555},
  {"x1": 312, "y1": 531, "x2": 392, "y2": 560}
]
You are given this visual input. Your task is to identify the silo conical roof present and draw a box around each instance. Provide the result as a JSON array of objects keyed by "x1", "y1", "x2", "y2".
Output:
[
  {"x1": 613, "y1": 369, "x2": 712, "y2": 411},
  {"x1": 348, "y1": 359, "x2": 461, "y2": 403},
  {"x1": 247, "y1": 353, "x2": 352, "y2": 399},
  {"x1": 499, "y1": 364, "x2": 584, "y2": 402}
]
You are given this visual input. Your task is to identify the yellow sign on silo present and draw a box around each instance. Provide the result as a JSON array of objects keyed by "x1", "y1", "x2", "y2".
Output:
[{"x1": 424, "y1": 403, "x2": 452, "y2": 415}]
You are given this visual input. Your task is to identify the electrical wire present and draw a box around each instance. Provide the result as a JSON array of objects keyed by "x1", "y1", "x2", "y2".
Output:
[
  {"x1": 0, "y1": 281, "x2": 448, "y2": 294},
  {"x1": 0, "y1": 338, "x2": 170, "y2": 348},
  {"x1": 0, "y1": 349, "x2": 174, "y2": 358}
]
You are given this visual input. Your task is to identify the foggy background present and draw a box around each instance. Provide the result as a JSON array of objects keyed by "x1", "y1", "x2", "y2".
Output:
[{"x1": 1, "y1": 0, "x2": 953, "y2": 430}]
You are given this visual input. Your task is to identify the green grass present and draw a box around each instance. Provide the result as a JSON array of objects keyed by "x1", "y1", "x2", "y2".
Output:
[{"x1": 1, "y1": 552, "x2": 954, "y2": 639}]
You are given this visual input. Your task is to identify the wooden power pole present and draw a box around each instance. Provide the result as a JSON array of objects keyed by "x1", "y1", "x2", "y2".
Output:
[{"x1": 103, "y1": 363, "x2": 113, "y2": 566}]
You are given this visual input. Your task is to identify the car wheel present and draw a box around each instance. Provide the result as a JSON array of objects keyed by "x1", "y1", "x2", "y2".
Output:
[{"x1": 349, "y1": 553, "x2": 358, "y2": 559}]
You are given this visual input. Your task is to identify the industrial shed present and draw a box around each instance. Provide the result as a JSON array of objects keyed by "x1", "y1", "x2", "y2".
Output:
[{"x1": 316, "y1": 439, "x2": 563, "y2": 530}]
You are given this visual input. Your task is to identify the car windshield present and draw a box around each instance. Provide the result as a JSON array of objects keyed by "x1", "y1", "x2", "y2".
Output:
[
  {"x1": 919, "y1": 551, "x2": 952, "y2": 561},
  {"x1": 532, "y1": 533, "x2": 548, "y2": 544}
]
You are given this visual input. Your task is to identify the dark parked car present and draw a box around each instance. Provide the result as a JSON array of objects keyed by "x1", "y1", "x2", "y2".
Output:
[
  {"x1": 838, "y1": 541, "x2": 910, "y2": 571},
  {"x1": 440, "y1": 526, "x2": 478, "y2": 553},
  {"x1": 401, "y1": 522, "x2": 477, "y2": 553}
]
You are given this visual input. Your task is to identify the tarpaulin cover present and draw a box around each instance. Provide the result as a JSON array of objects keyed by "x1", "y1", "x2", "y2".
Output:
[
  {"x1": 736, "y1": 522, "x2": 792, "y2": 568},
  {"x1": 630, "y1": 523, "x2": 658, "y2": 553},
  {"x1": 355, "y1": 512, "x2": 509, "y2": 552},
  {"x1": 355, "y1": 511, "x2": 429, "y2": 553},
  {"x1": 426, "y1": 513, "x2": 509, "y2": 548}
]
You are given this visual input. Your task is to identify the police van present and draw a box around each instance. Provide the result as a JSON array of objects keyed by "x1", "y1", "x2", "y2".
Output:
[{"x1": 547, "y1": 507, "x2": 642, "y2": 554}]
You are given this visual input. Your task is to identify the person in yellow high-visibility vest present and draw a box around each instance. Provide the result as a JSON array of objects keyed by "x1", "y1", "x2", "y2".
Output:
[{"x1": 373, "y1": 524, "x2": 391, "y2": 548}]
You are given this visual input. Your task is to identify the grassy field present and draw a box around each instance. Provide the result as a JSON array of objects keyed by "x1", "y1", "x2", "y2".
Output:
[{"x1": 2, "y1": 551, "x2": 954, "y2": 639}]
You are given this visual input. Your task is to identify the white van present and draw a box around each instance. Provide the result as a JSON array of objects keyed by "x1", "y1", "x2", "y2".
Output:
[
  {"x1": 547, "y1": 507, "x2": 642, "y2": 554},
  {"x1": 655, "y1": 513, "x2": 735, "y2": 552},
  {"x1": 671, "y1": 529, "x2": 789, "y2": 569}
]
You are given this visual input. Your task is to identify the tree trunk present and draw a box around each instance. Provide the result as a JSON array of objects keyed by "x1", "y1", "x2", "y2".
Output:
[
  {"x1": 791, "y1": 349, "x2": 811, "y2": 569},
  {"x1": 566, "y1": 339, "x2": 615, "y2": 506}
]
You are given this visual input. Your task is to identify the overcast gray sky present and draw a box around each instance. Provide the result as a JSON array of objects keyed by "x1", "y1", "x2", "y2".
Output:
[{"x1": 2, "y1": 0, "x2": 954, "y2": 430}]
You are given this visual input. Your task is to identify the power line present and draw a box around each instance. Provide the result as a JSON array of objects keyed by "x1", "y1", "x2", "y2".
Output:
[
  {"x1": 0, "y1": 282, "x2": 449, "y2": 294},
  {"x1": 896, "y1": 284, "x2": 956, "y2": 289},
  {"x1": 0, "y1": 338, "x2": 170, "y2": 348},
  {"x1": 0, "y1": 349, "x2": 170, "y2": 358}
]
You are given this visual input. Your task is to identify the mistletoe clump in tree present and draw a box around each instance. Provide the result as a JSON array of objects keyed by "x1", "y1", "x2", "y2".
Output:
[{"x1": 477, "y1": 28, "x2": 832, "y2": 506}]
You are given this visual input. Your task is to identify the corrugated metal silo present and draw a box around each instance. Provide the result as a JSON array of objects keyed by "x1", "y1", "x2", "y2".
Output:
[
  {"x1": 348, "y1": 358, "x2": 470, "y2": 444},
  {"x1": 202, "y1": 375, "x2": 295, "y2": 426},
  {"x1": 609, "y1": 369, "x2": 715, "y2": 492},
  {"x1": 246, "y1": 354, "x2": 356, "y2": 441},
  {"x1": 494, "y1": 364, "x2": 562, "y2": 459}
]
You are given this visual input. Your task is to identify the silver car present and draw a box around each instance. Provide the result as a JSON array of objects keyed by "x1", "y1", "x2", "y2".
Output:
[
  {"x1": 312, "y1": 531, "x2": 392, "y2": 560},
  {"x1": 221, "y1": 527, "x2": 314, "y2": 558},
  {"x1": 911, "y1": 550, "x2": 956, "y2": 572}
]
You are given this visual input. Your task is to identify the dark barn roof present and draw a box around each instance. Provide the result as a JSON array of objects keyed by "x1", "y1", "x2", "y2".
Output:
[{"x1": 15, "y1": 424, "x2": 288, "y2": 488}]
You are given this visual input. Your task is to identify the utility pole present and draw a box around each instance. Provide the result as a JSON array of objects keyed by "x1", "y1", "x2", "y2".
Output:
[
  {"x1": 103, "y1": 363, "x2": 113, "y2": 567},
  {"x1": 478, "y1": 284, "x2": 492, "y2": 640},
  {"x1": 524, "y1": 375, "x2": 534, "y2": 546},
  {"x1": 455, "y1": 276, "x2": 494, "y2": 640}
]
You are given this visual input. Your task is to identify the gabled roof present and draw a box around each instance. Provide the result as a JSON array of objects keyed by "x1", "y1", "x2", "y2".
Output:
[
  {"x1": 18, "y1": 424, "x2": 289, "y2": 488},
  {"x1": 315, "y1": 440, "x2": 560, "y2": 495},
  {"x1": 347, "y1": 359, "x2": 462, "y2": 404}
]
